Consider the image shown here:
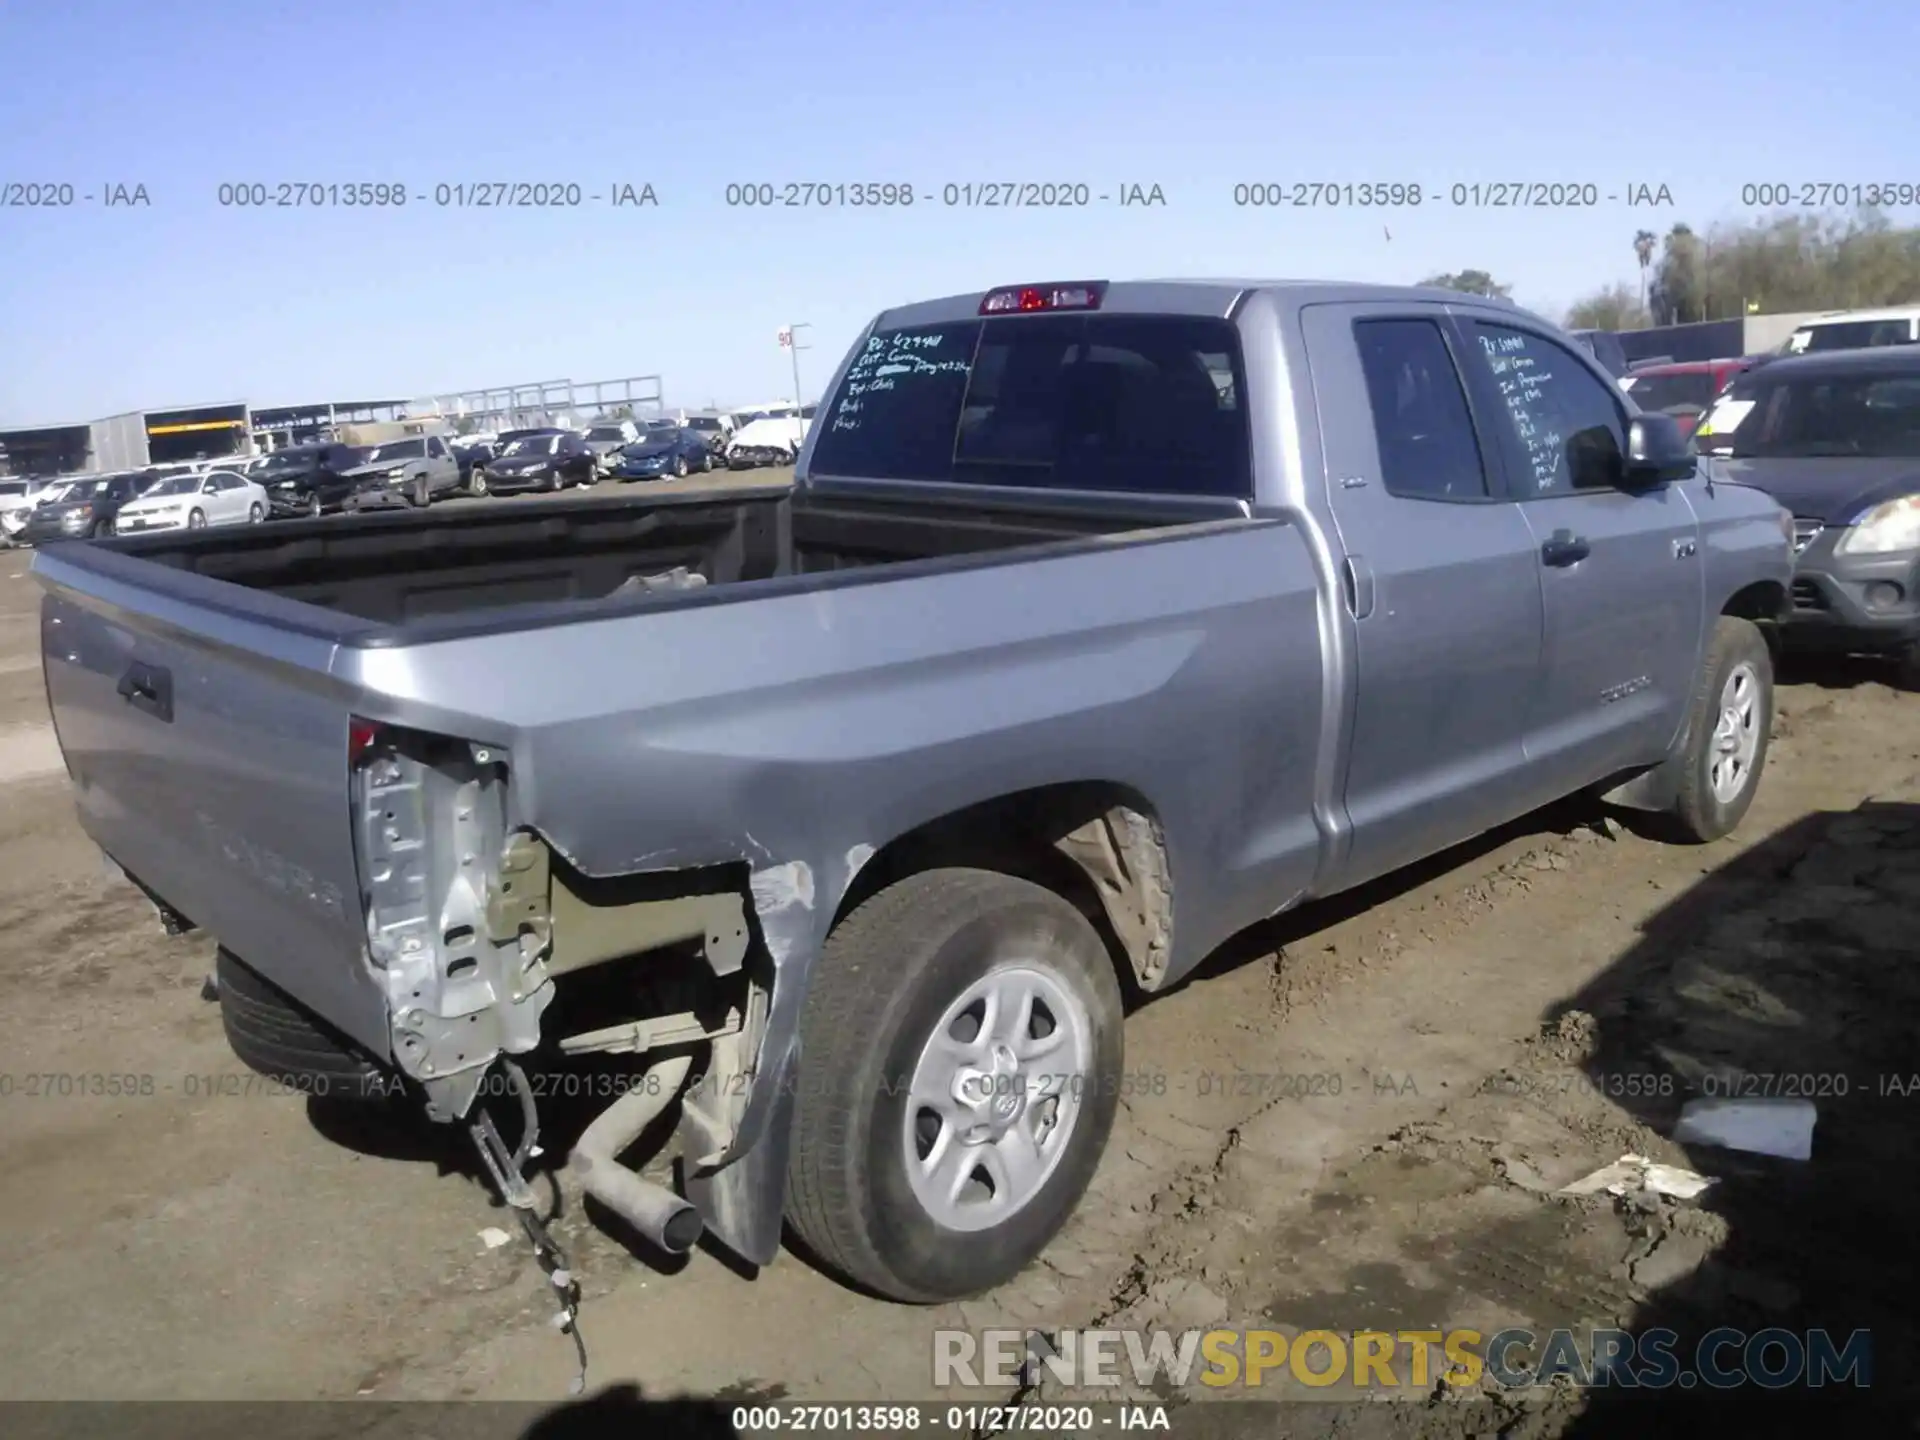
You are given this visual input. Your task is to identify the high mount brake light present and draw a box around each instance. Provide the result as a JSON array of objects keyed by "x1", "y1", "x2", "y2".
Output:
[{"x1": 979, "y1": 282, "x2": 1107, "y2": 315}]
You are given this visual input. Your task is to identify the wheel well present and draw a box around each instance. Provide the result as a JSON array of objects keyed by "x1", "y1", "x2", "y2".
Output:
[
  {"x1": 1722, "y1": 579, "x2": 1788, "y2": 624},
  {"x1": 833, "y1": 783, "x2": 1173, "y2": 1000}
]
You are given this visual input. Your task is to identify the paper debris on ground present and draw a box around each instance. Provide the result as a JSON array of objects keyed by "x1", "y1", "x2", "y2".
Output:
[
  {"x1": 1558, "y1": 1153, "x2": 1716, "y2": 1200},
  {"x1": 1673, "y1": 1098, "x2": 1816, "y2": 1161},
  {"x1": 479, "y1": 1226, "x2": 513, "y2": 1250}
]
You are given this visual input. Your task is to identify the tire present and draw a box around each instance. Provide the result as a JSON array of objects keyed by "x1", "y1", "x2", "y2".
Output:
[
  {"x1": 786, "y1": 867, "x2": 1124, "y2": 1302},
  {"x1": 1666, "y1": 616, "x2": 1773, "y2": 842},
  {"x1": 306, "y1": 493, "x2": 322, "y2": 518},
  {"x1": 470, "y1": 471, "x2": 489, "y2": 497},
  {"x1": 247, "y1": 502, "x2": 264, "y2": 523},
  {"x1": 700, "y1": 451, "x2": 713, "y2": 472},
  {"x1": 413, "y1": 477, "x2": 431, "y2": 507},
  {"x1": 217, "y1": 949, "x2": 394, "y2": 1100},
  {"x1": 545, "y1": 469, "x2": 562, "y2": 492},
  {"x1": 187, "y1": 509, "x2": 207, "y2": 529},
  {"x1": 1896, "y1": 642, "x2": 1920, "y2": 694},
  {"x1": 674, "y1": 455, "x2": 690, "y2": 478}
]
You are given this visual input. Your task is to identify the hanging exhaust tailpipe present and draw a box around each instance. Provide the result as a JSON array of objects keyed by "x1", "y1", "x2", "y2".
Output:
[{"x1": 569, "y1": 1051, "x2": 704, "y2": 1254}]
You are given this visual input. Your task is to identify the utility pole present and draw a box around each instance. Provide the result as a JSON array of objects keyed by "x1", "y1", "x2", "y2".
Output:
[{"x1": 779, "y1": 323, "x2": 813, "y2": 411}]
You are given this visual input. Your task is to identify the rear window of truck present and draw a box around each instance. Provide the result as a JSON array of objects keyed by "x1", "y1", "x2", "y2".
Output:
[{"x1": 810, "y1": 315, "x2": 1252, "y2": 497}]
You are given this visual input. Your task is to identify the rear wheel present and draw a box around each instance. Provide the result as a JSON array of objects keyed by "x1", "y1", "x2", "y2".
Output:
[
  {"x1": 217, "y1": 949, "x2": 394, "y2": 1100},
  {"x1": 1666, "y1": 616, "x2": 1773, "y2": 842},
  {"x1": 786, "y1": 868, "x2": 1123, "y2": 1302},
  {"x1": 545, "y1": 468, "x2": 562, "y2": 492},
  {"x1": 699, "y1": 451, "x2": 713, "y2": 472},
  {"x1": 469, "y1": 471, "x2": 489, "y2": 497}
]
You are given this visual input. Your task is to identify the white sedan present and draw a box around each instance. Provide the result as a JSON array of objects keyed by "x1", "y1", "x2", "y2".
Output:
[{"x1": 112, "y1": 470, "x2": 269, "y2": 534}]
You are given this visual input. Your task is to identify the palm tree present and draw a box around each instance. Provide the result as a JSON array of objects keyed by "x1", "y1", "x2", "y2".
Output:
[{"x1": 1633, "y1": 230, "x2": 1657, "y2": 316}]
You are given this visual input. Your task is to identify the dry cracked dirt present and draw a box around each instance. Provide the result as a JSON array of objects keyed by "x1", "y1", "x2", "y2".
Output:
[{"x1": 2, "y1": 541, "x2": 1917, "y2": 1438}]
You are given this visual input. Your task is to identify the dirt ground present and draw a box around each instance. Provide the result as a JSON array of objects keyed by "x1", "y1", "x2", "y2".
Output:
[{"x1": 2, "y1": 505, "x2": 1917, "y2": 1437}]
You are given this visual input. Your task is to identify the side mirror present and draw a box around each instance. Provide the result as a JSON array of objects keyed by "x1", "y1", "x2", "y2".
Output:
[{"x1": 1624, "y1": 413, "x2": 1696, "y2": 487}]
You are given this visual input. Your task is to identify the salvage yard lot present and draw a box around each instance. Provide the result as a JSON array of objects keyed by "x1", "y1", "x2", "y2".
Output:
[{"x1": 1, "y1": 487, "x2": 1916, "y2": 1432}]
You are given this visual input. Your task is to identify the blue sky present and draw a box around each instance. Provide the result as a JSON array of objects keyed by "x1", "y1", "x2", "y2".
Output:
[{"x1": 2, "y1": 0, "x2": 1914, "y2": 426}]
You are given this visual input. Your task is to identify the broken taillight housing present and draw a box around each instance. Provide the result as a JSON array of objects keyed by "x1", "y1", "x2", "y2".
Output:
[{"x1": 348, "y1": 716, "x2": 383, "y2": 766}]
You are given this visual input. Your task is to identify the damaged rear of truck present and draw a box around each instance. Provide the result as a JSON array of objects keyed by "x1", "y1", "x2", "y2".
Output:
[{"x1": 32, "y1": 278, "x2": 1792, "y2": 1352}]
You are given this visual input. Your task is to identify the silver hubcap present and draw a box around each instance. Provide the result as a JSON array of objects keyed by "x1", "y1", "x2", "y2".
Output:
[
  {"x1": 1708, "y1": 661, "x2": 1761, "y2": 804},
  {"x1": 902, "y1": 964, "x2": 1090, "y2": 1232}
]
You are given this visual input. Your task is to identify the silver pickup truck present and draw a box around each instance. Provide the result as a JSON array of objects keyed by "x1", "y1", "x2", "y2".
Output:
[{"x1": 34, "y1": 279, "x2": 1793, "y2": 1314}]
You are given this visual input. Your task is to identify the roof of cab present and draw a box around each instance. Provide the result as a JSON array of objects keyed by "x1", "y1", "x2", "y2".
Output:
[
  {"x1": 1732, "y1": 345, "x2": 1920, "y2": 380},
  {"x1": 874, "y1": 279, "x2": 1532, "y2": 329},
  {"x1": 1796, "y1": 305, "x2": 1920, "y2": 326}
]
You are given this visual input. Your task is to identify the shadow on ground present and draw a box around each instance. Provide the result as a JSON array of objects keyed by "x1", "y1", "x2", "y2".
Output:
[{"x1": 1548, "y1": 799, "x2": 1920, "y2": 1431}]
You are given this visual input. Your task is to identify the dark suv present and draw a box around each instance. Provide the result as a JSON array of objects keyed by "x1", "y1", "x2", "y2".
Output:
[
  {"x1": 13, "y1": 471, "x2": 147, "y2": 544},
  {"x1": 254, "y1": 443, "x2": 363, "y2": 518}
]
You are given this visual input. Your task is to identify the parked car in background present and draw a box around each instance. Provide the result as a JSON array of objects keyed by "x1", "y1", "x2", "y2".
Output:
[
  {"x1": 582, "y1": 420, "x2": 642, "y2": 472},
  {"x1": 451, "y1": 440, "x2": 495, "y2": 488},
  {"x1": 725, "y1": 413, "x2": 807, "y2": 468},
  {"x1": 111, "y1": 469, "x2": 268, "y2": 533},
  {"x1": 609, "y1": 425, "x2": 715, "y2": 480},
  {"x1": 1568, "y1": 328, "x2": 1631, "y2": 382},
  {"x1": 678, "y1": 412, "x2": 734, "y2": 454},
  {"x1": 1782, "y1": 306, "x2": 1920, "y2": 356},
  {"x1": 253, "y1": 442, "x2": 365, "y2": 518},
  {"x1": 470, "y1": 429, "x2": 595, "y2": 494},
  {"x1": 1, "y1": 475, "x2": 65, "y2": 545},
  {"x1": 28, "y1": 276, "x2": 1792, "y2": 1309},
  {"x1": 1693, "y1": 345, "x2": 1920, "y2": 686},
  {"x1": 1620, "y1": 358, "x2": 1757, "y2": 437},
  {"x1": 11, "y1": 471, "x2": 147, "y2": 544},
  {"x1": 347, "y1": 435, "x2": 463, "y2": 506}
]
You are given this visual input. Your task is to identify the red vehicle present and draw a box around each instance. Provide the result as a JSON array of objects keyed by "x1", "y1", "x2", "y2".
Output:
[{"x1": 1621, "y1": 357, "x2": 1759, "y2": 437}]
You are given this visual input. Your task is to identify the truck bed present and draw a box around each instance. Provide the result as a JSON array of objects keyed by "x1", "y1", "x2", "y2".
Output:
[
  {"x1": 32, "y1": 477, "x2": 1288, "y2": 1072},
  {"x1": 96, "y1": 482, "x2": 1221, "y2": 631}
]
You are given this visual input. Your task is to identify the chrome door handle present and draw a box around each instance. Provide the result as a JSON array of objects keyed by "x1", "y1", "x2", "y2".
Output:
[{"x1": 1673, "y1": 538, "x2": 1697, "y2": 559}]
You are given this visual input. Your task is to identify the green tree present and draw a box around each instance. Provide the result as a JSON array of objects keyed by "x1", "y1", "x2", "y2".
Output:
[
  {"x1": 1565, "y1": 283, "x2": 1649, "y2": 332},
  {"x1": 1419, "y1": 269, "x2": 1513, "y2": 299},
  {"x1": 1633, "y1": 229, "x2": 1658, "y2": 312},
  {"x1": 1649, "y1": 224, "x2": 1708, "y2": 324}
]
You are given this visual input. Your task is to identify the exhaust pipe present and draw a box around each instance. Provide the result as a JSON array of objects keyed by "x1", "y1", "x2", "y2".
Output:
[{"x1": 569, "y1": 1051, "x2": 704, "y2": 1255}]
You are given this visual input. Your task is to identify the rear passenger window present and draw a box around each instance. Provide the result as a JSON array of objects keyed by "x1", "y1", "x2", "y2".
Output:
[
  {"x1": 1352, "y1": 319, "x2": 1490, "y2": 501},
  {"x1": 1467, "y1": 324, "x2": 1626, "y2": 496}
]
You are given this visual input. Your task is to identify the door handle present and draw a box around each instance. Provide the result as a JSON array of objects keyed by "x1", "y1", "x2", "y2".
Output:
[
  {"x1": 1342, "y1": 554, "x2": 1376, "y2": 619},
  {"x1": 117, "y1": 660, "x2": 173, "y2": 723},
  {"x1": 1672, "y1": 537, "x2": 1697, "y2": 559},
  {"x1": 1540, "y1": 530, "x2": 1590, "y2": 567}
]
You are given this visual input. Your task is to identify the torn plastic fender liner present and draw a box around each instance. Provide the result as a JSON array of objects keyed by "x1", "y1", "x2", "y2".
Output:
[{"x1": 678, "y1": 852, "x2": 838, "y2": 1266}]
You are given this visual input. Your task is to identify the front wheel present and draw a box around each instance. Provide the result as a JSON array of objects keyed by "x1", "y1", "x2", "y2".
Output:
[
  {"x1": 187, "y1": 509, "x2": 207, "y2": 530},
  {"x1": 699, "y1": 451, "x2": 713, "y2": 472},
  {"x1": 248, "y1": 502, "x2": 264, "y2": 523},
  {"x1": 786, "y1": 868, "x2": 1123, "y2": 1302},
  {"x1": 1666, "y1": 616, "x2": 1774, "y2": 842},
  {"x1": 469, "y1": 471, "x2": 488, "y2": 497},
  {"x1": 545, "y1": 469, "x2": 562, "y2": 492},
  {"x1": 306, "y1": 493, "x2": 322, "y2": 519}
]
